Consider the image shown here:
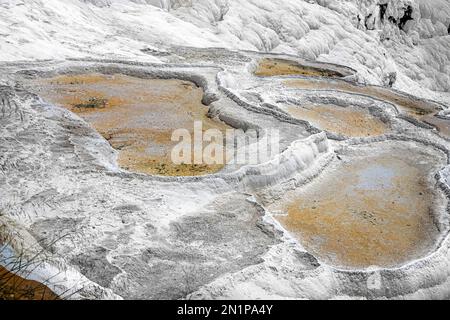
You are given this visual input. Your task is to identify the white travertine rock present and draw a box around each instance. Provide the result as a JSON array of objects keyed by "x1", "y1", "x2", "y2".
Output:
[
  {"x1": 0, "y1": 0, "x2": 448, "y2": 104},
  {"x1": 1, "y1": 0, "x2": 450, "y2": 300}
]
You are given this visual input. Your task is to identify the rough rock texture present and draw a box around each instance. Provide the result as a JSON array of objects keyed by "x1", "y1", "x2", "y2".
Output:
[
  {"x1": 1, "y1": 1, "x2": 450, "y2": 300},
  {"x1": 0, "y1": 0, "x2": 449, "y2": 105}
]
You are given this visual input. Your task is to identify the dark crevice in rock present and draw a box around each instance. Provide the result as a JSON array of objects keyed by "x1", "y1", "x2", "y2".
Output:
[
  {"x1": 447, "y1": 23, "x2": 450, "y2": 34},
  {"x1": 379, "y1": 3, "x2": 388, "y2": 22},
  {"x1": 398, "y1": 5, "x2": 413, "y2": 31},
  {"x1": 387, "y1": 6, "x2": 413, "y2": 31},
  {"x1": 364, "y1": 13, "x2": 373, "y2": 30},
  {"x1": 384, "y1": 72, "x2": 397, "y2": 88},
  {"x1": 217, "y1": 10, "x2": 226, "y2": 22}
]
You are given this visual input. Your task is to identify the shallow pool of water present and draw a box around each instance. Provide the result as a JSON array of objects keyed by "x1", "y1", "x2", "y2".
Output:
[
  {"x1": 284, "y1": 103, "x2": 389, "y2": 137},
  {"x1": 0, "y1": 266, "x2": 59, "y2": 300},
  {"x1": 29, "y1": 73, "x2": 230, "y2": 176},
  {"x1": 270, "y1": 143, "x2": 445, "y2": 269},
  {"x1": 285, "y1": 79, "x2": 449, "y2": 135},
  {"x1": 255, "y1": 58, "x2": 343, "y2": 78}
]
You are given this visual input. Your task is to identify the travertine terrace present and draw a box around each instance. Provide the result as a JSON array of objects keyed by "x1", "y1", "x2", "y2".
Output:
[
  {"x1": 28, "y1": 73, "x2": 229, "y2": 176},
  {"x1": 1, "y1": 0, "x2": 450, "y2": 301}
]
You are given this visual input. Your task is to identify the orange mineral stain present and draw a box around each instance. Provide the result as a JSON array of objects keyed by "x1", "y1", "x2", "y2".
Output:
[
  {"x1": 255, "y1": 58, "x2": 344, "y2": 78},
  {"x1": 272, "y1": 149, "x2": 440, "y2": 269},
  {"x1": 0, "y1": 266, "x2": 59, "y2": 300},
  {"x1": 285, "y1": 78, "x2": 449, "y2": 135},
  {"x1": 30, "y1": 73, "x2": 230, "y2": 176},
  {"x1": 284, "y1": 103, "x2": 389, "y2": 137}
]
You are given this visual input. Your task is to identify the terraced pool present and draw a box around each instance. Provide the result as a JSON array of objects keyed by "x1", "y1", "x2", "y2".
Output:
[
  {"x1": 30, "y1": 73, "x2": 231, "y2": 176},
  {"x1": 255, "y1": 58, "x2": 344, "y2": 78},
  {"x1": 270, "y1": 142, "x2": 445, "y2": 269},
  {"x1": 285, "y1": 78, "x2": 449, "y2": 135},
  {"x1": 283, "y1": 103, "x2": 389, "y2": 137}
]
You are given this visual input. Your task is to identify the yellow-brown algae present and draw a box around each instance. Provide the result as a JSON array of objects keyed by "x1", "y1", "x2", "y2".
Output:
[
  {"x1": 285, "y1": 79, "x2": 449, "y2": 134},
  {"x1": 255, "y1": 58, "x2": 343, "y2": 78},
  {"x1": 272, "y1": 150, "x2": 439, "y2": 269},
  {"x1": 30, "y1": 73, "x2": 230, "y2": 176},
  {"x1": 284, "y1": 103, "x2": 388, "y2": 137}
]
